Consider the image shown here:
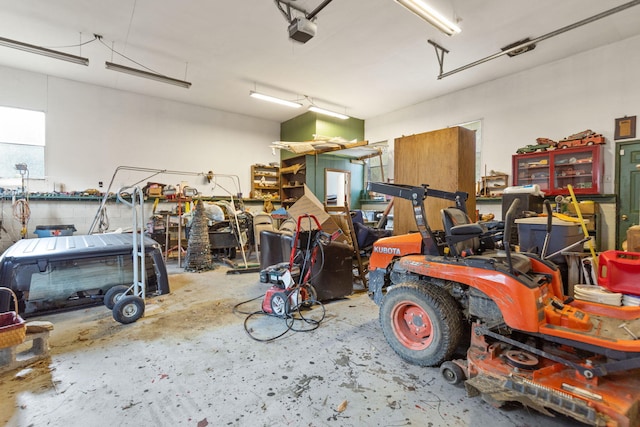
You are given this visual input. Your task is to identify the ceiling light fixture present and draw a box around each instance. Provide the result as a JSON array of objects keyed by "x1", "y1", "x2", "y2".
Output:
[
  {"x1": 309, "y1": 106, "x2": 349, "y2": 120},
  {"x1": 0, "y1": 35, "x2": 89, "y2": 65},
  {"x1": 394, "y1": 0, "x2": 461, "y2": 36},
  {"x1": 249, "y1": 90, "x2": 302, "y2": 108},
  {"x1": 105, "y1": 61, "x2": 192, "y2": 89},
  {"x1": 435, "y1": 0, "x2": 640, "y2": 79}
]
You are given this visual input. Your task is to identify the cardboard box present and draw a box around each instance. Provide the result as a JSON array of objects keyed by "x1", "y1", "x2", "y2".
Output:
[
  {"x1": 627, "y1": 225, "x2": 640, "y2": 252},
  {"x1": 567, "y1": 201, "x2": 597, "y2": 215},
  {"x1": 286, "y1": 185, "x2": 347, "y2": 243}
]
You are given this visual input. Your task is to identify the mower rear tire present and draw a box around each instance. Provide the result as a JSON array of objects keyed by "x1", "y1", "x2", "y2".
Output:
[
  {"x1": 104, "y1": 285, "x2": 130, "y2": 310},
  {"x1": 380, "y1": 283, "x2": 463, "y2": 366}
]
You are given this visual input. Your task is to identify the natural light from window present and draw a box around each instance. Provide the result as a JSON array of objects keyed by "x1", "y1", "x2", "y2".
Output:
[{"x1": 0, "y1": 106, "x2": 45, "y2": 182}]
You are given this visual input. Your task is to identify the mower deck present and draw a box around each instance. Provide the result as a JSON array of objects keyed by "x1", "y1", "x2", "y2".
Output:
[
  {"x1": 464, "y1": 325, "x2": 640, "y2": 427},
  {"x1": 542, "y1": 299, "x2": 640, "y2": 354}
]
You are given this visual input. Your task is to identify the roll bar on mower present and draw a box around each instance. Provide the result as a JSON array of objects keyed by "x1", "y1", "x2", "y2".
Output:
[{"x1": 367, "y1": 182, "x2": 470, "y2": 256}]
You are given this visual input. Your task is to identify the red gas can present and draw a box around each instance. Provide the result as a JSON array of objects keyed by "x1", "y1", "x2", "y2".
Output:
[{"x1": 598, "y1": 250, "x2": 640, "y2": 295}]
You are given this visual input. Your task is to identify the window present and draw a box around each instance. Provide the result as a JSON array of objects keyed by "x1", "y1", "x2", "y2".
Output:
[{"x1": 0, "y1": 106, "x2": 45, "y2": 182}]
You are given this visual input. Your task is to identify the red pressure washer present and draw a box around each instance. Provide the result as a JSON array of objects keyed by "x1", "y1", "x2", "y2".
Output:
[{"x1": 261, "y1": 214, "x2": 331, "y2": 317}]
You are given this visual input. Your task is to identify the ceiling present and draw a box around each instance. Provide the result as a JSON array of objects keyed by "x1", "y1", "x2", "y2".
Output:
[{"x1": 1, "y1": 0, "x2": 639, "y2": 123}]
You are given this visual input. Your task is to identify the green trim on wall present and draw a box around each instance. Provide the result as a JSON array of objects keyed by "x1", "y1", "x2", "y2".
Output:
[
  {"x1": 279, "y1": 112, "x2": 366, "y2": 208},
  {"x1": 315, "y1": 116, "x2": 364, "y2": 141},
  {"x1": 280, "y1": 111, "x2": 364, "y2": 142},
  {"x1": 280, "y1": 112, "x2": 317, "y2": 142}
]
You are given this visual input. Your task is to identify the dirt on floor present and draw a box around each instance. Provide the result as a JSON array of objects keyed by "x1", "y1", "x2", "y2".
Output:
[{"x1": 0, "y1": 264, "x2": 578, "y2": 427}]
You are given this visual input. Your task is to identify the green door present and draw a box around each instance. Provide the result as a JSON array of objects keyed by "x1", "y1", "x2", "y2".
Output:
[{"x1": 617, "y1": 140, "x2": 640, "y2": 248}]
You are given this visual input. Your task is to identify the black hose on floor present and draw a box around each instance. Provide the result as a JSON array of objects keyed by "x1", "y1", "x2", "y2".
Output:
[{"x1": 233, "y1": 290, "x2": 326, "y2": 342}]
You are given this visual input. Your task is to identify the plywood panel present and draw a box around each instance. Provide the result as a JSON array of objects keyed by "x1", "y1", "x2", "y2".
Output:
[{"x1": 393, "y1": 127, "x2": 476, "y2": 235}]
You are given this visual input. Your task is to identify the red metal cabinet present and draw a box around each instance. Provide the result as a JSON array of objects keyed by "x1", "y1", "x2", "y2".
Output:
[{"x1": 512, "y1": 145, "x2": 603, "y2": 196}]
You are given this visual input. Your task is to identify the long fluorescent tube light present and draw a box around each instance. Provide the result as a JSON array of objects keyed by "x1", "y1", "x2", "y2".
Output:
[
  {"x1": 394, "y1": 0, "x2": 461, "y2": 36},
  {"x1": 249, "y1": 91, "x2": 302, "y2": 108},
  {"x1": 0, "y1": 36, "x2": 89, "y2": 65},
  {"x1": 309, "y1": 106, "x2": 349, "y2": 120},
  {"x1": 105, "y1": 61, "x2": 192, "y2": 88}
]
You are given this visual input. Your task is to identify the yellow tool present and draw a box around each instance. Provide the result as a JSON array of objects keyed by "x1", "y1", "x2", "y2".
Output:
[{"x1": 567, "y1": 185, "x2": 598, "y2": 269}]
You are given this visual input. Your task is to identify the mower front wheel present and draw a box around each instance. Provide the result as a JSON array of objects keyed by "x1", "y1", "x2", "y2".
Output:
[
  {"x1": 380, "y1": 283, "x2": 463, "y2": 366},
  {"x1": 440, "y1": 361, "x2": 466, "y2": 386}
]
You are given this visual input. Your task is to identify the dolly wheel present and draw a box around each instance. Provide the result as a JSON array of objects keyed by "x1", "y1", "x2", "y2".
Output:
[
  {"x1": 104, "y1": 285, "x2": 130, "y2": 310},
  {"x1": 440, "y1": 361, "x2": 466, "y2": 386},
  {"x1": 113, "y1": 295, "x2": 145, "y2": 324},
  {"x1": 270, "y1": 292, "x2": 290, "y2": 317},
  {"x1": 300, "y1": 283, "x2": 317, "y2": 308},
  {"x1": 380, "y1": 283, "x2": 463, "y2": 366}
]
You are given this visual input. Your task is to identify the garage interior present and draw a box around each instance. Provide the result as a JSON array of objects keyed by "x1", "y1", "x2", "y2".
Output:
[{"x1": 1, "y1": 1, "x2": 640, "y2": 426}]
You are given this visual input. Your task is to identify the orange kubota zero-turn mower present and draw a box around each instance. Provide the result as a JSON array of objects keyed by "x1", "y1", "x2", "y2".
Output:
[{"x1": 366, "y1": 182, "x2": 640, "y2": 427}]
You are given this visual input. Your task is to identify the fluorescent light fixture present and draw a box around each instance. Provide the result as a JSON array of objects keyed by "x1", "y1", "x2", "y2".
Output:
[
  {"x1": 0, "y1": 36, "x2": 89, "y2": 65},
  {"x1": 249, "y1": 91, "x2": 302, "y2": 108},
  {"x1": 394, "y1": 0, "x2": 461, "y2": 36},
  {"x1": 309, "y1": 106, "x2": 349, "y2": 120},
  {"x1": 105, "y1": 61, "x2": 192, "y2": 88}
]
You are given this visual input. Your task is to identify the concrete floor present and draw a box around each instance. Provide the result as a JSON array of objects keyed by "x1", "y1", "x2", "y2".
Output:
[{"x1": 0, "y1": 259, "x2": 577, "y2": 427}]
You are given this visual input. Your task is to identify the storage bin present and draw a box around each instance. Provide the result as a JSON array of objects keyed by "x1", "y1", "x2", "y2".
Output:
[
  {"x1": 34, "y1": 224, "x2": 76, "y2": 238},
  {"x1": 516, "y1": 217, "x2": 583, "y2": 264}
]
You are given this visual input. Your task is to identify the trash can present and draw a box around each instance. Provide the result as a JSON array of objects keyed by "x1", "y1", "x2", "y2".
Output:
[{"x1": 34, "y1": 225, "x2": 77, "y2": 238}]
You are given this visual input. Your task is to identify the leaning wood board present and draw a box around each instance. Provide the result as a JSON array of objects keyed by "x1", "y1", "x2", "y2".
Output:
[{"x1": 393, "y1": 126, "x2": 476, "y2": 236}]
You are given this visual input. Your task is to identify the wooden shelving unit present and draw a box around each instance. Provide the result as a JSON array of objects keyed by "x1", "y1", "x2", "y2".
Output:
[
  {"x1": 279, "y1": 156, "x2": 307, "y2": 208},
  {"x1": 480, "y1": 174, "x2": 508, "y2": 197},
  {"x1": 250, "y1": 164, "x2": 280, "y2": 200}
]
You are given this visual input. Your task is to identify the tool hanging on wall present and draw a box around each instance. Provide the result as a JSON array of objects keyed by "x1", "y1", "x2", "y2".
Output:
[{"x1": 12, "y1": 163, "x2": 30, "y2": 239}]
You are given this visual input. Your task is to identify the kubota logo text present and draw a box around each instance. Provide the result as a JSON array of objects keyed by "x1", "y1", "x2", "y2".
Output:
[{"x1": 373, "y1": 246, "x2": 401, "y2": 255}]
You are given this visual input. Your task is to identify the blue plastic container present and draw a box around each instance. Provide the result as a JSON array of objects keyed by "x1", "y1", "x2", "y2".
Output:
[{"x1": 34, "y1": 225, "x2": 77, "y2": 238}]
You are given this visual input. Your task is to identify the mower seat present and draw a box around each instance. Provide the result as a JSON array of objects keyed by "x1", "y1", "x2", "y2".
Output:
[{"x1": 441, "y1": 208, "x2": 483, "y2": 256}]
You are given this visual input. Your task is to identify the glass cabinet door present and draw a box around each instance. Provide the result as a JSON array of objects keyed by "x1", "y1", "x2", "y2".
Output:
[
  {"x1": 514, "y1": 153, "x2": 550, "y2": 192},
  {"x1": 553, "y1": 149, "x2": 596, "y2": 193}
]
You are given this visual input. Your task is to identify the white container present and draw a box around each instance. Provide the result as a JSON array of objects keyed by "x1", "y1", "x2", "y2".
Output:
[{"x1": 503, "y1": 184, "x2": 543, "y2": 196}]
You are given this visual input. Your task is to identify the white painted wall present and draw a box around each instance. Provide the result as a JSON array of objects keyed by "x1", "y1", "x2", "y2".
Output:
[
  {"x1": 0, "y1": 65, "x2": 281, "y2": 196},
  {"x1": 0, "y1": 65, "x2": 280, "y2": 251},
  {"x1": 365, "y1": 34, "x2": 640, "y2": 196},
  {"x1": 365, "y1": 34, "x2": 640, "y2": 251},
  {"x1": 2, "y1": 36, "x2": 639, "y2": 252}
]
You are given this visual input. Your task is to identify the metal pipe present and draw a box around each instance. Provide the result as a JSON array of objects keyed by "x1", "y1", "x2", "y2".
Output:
[
  {"x1": 439, "y1": 0, "x2": 640, "y2": 79},
  {"x1": 275, "y1": 0, "x2": 308, "y2": 17},
  {"x1": 307, "y1": 0, "x2": 334, "y2": 20}
]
